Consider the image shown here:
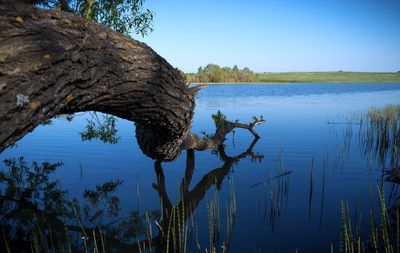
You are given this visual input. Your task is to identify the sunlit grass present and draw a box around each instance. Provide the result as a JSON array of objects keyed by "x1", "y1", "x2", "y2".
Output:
[{"x1": 256, "y1": 72, "x2": 400, "y2": 83}]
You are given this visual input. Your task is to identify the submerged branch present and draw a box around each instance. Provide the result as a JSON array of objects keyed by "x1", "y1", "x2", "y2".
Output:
[{"x1": 181, "y1": 113, "x2": 265, "y2": 151}]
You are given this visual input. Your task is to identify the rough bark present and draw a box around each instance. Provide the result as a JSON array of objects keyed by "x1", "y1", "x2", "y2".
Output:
[{"x1": 0, "y1": 0, "x2": 195, "y2": 160}]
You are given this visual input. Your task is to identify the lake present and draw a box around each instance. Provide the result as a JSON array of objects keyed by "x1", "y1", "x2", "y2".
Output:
[{"x1": 1, "y1": 83, "x2": 400, "y2": 252}]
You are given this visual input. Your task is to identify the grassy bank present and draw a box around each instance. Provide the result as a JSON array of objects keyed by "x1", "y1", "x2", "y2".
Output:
[
  {"x1": 255, "y1": 71, "x2": 400, "y2": 83},
  {"x1": 191, "y1": 81, "x2": 290, "y2": 85},
  {"x1": 191, "y1": 72, "x2": 400, "y2": 84}
]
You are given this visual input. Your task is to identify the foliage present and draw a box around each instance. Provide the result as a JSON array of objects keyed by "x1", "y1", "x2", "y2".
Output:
[
  {"x1": 25, "y1": 0, "x2": 153, "y2": 36},
  {"x1": 0, "y1": 157, "x2": 159, "y2": 252},
  {"x1": 82, "y1": 180, "x2": 123, "y2": 218},
  {"x1": 80, "y1": 113, "x2": 120, "y2": 144},
  {"x1": 0, "y1": 157, "x2": 69, "y2": 251},
  {"x1": 186, "y1": 64, "x2": 257, "y2": 83},
  {"x1": 211, "y1": 110, "x2": 227, "y2": 129},
  {"x1": 187, "y1": 69, "x2": 400, "y2": 83}
]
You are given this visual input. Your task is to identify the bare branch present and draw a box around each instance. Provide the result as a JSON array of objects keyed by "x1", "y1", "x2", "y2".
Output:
[
  {"x1": 181, "y1": 113, "x2": 266, "y2": 151},
  {"x1": 189, "y1": 84, "x2": 208, "y2": 94}
]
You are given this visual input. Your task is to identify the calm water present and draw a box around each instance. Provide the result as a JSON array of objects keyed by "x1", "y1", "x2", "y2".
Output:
[{"x1": 1, "y1": 83, "x2": 400, "y2": 252}]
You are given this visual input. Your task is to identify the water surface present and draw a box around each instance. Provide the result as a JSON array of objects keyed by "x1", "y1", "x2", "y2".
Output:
[{"x1": 1, "y1": 83, "x2": 400, "y2": 252}]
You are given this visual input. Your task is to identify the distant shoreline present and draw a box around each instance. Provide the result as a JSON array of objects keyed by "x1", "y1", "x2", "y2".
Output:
[
  {"x1": 191, "y1": 81, "x2": 400, "y2": 85},
  {"x1": 191, "y1": 82, "x2": 290, "y2": 85},
  {"x1": 189, "y1": 71, "x2": 400, "y2": 84}
]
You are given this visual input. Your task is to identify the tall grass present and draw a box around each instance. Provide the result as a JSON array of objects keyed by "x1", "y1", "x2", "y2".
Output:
[
  {"x1": 336, "y1": 185, "x2": 400, "y2": 253},
  {"x1": 256, "y1": 72, "x2": 400, "y2": 83},
  {"x1": 329, "y1": 105, "x2": 400, "y2": 253},
  {"x1": 330, "y1": 104, "x2": 400, "y2": 170},
  {"x1": 2, "y1": 229, "x2": 11, "y2": 253},
  {"x1": 204, "y1": 178, "x2": 236, "y2": 253},
  {"x1": 365, "y1": 105, "x2": 400, "y2": 168},
  {"x1": 162, "y1": 178, "x2": 237, "y2": 253}
]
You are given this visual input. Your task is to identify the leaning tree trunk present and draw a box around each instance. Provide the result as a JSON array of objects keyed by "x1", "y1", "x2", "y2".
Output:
[{"x1": 0, "y1": 0, "x2": 195, "y2": 160}]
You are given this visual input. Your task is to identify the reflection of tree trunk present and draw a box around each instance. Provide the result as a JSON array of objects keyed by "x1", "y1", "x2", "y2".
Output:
[
  {"x1": 0, "y1": 138, "x2": 262, "y2": 252},
  {"x1": 0, "y1": 0, "x2": 194, "y2": 160},
  {"x1": 149, "y1": 138, "x2": 262, "y2": 252}
]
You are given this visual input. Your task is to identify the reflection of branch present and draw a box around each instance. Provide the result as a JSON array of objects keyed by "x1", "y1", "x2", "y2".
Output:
[
  {"x1": 219, "y1": 137, "x2": 260, "y2": 162},
  {"x1": 182, "y1": 115, "x2": 265, "y2": 151}
]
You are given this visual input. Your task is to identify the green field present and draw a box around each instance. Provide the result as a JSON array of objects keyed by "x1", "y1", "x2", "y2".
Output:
[{"x1": 255, "y1": 72, "x2": 400, "y2": 83}]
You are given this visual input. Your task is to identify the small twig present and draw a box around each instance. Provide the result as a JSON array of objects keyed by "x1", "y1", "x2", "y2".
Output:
[
  {"x1": 189, "y1": 84, "x2": 207, "y2": 94},
  {"x1": 249, "y1": 171, "x2": 293, "y2": 188},
  {"x1": 326, "y1": 122, "x2": 361, "y2": 125}
]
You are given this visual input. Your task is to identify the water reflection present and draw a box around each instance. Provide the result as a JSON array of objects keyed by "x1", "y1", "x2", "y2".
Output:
[
  {"x1": 79, "y1": 113, "x2": 120, "y2": 144},
  {"x1": 148, "y1": 138, "x2": 261, "y2": 252},
  {"x1": 3, "y1": 84, "x2": 400, "y2": 252},
  {"x1": 0, "y1": 157, "x2": 157, "y2": 252},
  {"x1": 0, "y1": 135, "x2": 262, "y2": 252}
]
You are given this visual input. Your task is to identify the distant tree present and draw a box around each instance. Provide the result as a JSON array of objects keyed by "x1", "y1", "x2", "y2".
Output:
[
  {"x1": 197, "y1": 66, "x2": 205, "y2": 82},
  {"x1": 25, "y1": 0, "x2": 154, "y2": 36},
  {"x1": 243, "y1": 67, "x2": 251, "y2": 72},
  {"x1": 187, "y1": 63, "x2": 256, "y2": 83}
]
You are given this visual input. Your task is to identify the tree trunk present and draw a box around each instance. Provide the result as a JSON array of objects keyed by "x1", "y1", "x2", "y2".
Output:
[
  {"x1": 0, "y1": 0, "x2": 265, "y2": 161},
  {"x1": 0, "y1": 0, "x2": 195, "y2": 160}
]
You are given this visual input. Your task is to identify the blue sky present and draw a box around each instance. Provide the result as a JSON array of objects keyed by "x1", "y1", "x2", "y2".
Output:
[{"x1": 138, "y1": 0, "x2": 400, "y2": 73}]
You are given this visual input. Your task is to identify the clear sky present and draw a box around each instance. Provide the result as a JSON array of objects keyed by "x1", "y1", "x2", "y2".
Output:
[{"x1": 137, "y1": 0, "x2": 400, "y2": 73}]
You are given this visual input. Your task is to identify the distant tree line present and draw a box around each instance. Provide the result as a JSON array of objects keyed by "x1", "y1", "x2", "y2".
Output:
[{"x1": 185, "y1": 64, "x2": 257, "y2": 83}]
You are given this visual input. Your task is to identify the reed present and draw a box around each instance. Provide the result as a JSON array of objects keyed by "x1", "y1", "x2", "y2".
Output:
[
  {"x1": 308, "y1": 155, "x2": 314, "y2": 220},
  {"x1": 23, "y1": 205, "x2": 110, "y2": 253},
  {"x1": 335, "y1": 184, "x2": 400, "y2": 253},
  {"x1": 2, "y1": 229, "x2": 11, "y2": 253}
]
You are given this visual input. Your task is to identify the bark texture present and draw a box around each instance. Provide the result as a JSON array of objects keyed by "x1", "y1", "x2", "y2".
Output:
[{"x1": 0, "y1": 0, "x2": 195, "y2": 160}]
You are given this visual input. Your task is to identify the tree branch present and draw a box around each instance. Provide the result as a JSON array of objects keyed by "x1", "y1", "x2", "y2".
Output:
[{"x1": 181, "y1": 113, "x2": 265, "y2": 151}]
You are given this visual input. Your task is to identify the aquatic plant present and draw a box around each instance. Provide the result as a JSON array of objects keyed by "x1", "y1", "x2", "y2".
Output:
[{"x1": 333, "y1": 185, "x2": 400, "y2": 253}]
